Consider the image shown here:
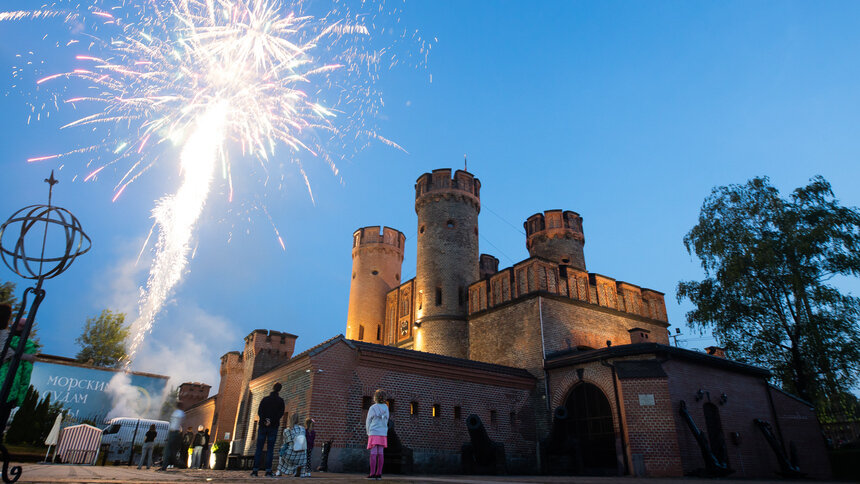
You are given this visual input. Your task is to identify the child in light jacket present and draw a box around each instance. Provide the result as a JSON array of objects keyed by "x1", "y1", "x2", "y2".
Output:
[{"x1": 365, "y1": 389, "x2": 389, "y2": 480}]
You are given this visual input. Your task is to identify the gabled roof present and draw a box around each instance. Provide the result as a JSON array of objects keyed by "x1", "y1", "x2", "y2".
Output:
[
  {"x1": 349, "y1": 339, "x2": 534, "y2": 379},
  {"x1": 252, "y1": 334, "x2": 535, "y2": 390},
  {"x1": 545, "y1": 342, "x2": 770, "y2": 377}
]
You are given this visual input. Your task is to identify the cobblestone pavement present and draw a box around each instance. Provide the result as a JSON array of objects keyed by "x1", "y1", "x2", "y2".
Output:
[{"x1": 12, "y1": 464, "x2": 846, "y2": 484}]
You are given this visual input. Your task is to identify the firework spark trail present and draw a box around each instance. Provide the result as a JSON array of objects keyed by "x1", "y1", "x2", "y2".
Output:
[
  {"x1": 126, "y1": 103, "x2": 227, "y2": 362},
  {"x1": 6, "y1": 0, "x2": 430, "y2": 370}
]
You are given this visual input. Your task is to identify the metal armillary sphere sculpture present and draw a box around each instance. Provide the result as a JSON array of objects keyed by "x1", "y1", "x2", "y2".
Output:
[{"x1": 0, "y1": 171, "x2": 90, "y2": 483}]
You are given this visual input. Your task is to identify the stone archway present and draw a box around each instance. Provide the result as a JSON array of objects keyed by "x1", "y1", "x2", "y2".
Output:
[{"x1": 564, "y1": 382, "x2": 617, "y2": 474}]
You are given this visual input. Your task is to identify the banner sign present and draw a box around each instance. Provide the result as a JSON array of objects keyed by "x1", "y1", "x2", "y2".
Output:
[{"x1": 29, "y1": 359, "x2": 169, "y2": 422}]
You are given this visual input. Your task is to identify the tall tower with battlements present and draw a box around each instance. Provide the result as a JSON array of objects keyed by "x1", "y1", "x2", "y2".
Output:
[
  {"x1": 346, "y1": 226, "x2": 406, "y2": 343},
  {"x1": 413, "y1": 169, "x2": 481, "y2": 358},
  {"x1": 524, "y1": 209, "x2": 586, "y2": 271}
]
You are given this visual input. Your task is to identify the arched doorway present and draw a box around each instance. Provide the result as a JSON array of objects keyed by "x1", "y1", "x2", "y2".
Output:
[
  {"x1": 703, "y1": 403, "x2": 729, "y2": 465},
  {"x1": 564, "y1": 382, "x2": 617, "y2": 474}
]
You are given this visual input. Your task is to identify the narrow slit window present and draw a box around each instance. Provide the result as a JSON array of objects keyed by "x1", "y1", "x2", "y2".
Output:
[
  {"x1": 454, "y1": 406, "x2": 462, "y2": 419},
  {"x1": 410, "y1": 401, "x2": 419, "y2": 416},
  {"x1": 435, "y1": 287, "x2": 442, "y2": 306},
  {"x1": 432, "y1": 404, "x2": 440, "y2": 418}
]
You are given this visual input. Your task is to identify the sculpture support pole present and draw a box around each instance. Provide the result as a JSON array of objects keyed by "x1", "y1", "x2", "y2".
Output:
[
  {"x1": 0, "y1": 172, "x2": 90, "y2": 483},
  {"x1": 0, "y1": 286, "x2": 45, "y2": 484}
]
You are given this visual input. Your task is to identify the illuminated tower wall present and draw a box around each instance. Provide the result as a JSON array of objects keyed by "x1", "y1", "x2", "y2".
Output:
[
  {"x1": 413, "y1": 169, "x2": 481, "y2": 359},
  {"x1": 524, "y1": 209, "x2": 586, "y2": 271},
  {"x1": 346, "y1": 226, "x2": 405, "y2": 343}
]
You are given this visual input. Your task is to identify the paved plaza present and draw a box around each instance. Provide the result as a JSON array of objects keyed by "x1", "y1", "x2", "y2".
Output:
[{"x1": 12, "y1": 464, "x2": 846, "y2": 484}]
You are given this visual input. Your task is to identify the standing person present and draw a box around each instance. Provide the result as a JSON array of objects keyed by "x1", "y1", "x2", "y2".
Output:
[
  {"x1": 180, "y1": 426, "x2": 194, "y2": 468},
  {"x1": 303, "y1": 418, "x2": 315, "y2": 477},
  {"x1": 250, "y1": 382, "x2": 284, "y2": 477},
  {"x1": 158, "y1": 407, "x2": 185, "y2": 471},
  {"x1": 0, "y1": 304, "x2": 11, "y2": 353},
  {"x1": 200, "y1": 428, "x2": 211, "y2": 469},
  {"x1": 365, "y1": 389, "x2": 389, "y2": 480},
  {"x1": 137, "y1": 424, "x2": 158, "y2": 469},
  {"x1": 0, "y1": 318, "x2": 39, "y2": 432},
  {"x1": 276, "y1": 413, "x2": 306, "y2": 477},
  {"x1": 191, "y1": 425, "x2": 205, "y2": 469}
]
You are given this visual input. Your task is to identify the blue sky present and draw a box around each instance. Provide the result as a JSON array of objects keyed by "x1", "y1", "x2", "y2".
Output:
[{"x1": 1, "y1": 1, "x2": 859, "y2": 387}]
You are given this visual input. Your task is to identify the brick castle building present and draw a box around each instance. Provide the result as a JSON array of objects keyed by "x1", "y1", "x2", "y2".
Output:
[{"x1": 183, "y1": 167, "x2": 830, "y2": 478}]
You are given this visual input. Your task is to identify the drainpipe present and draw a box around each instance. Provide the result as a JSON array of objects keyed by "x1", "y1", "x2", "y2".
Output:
[
  {"x1": 538, "y1": 296, "x2": 549, "y2": 411},
  {"x1": 538, "y1": 296, "x2": 549, "y2": 474},
  {"x1": 601, "y1": 359, "x2": 630, "y2": 476}
]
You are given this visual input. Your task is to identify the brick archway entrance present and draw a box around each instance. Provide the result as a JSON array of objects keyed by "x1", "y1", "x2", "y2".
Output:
[{"x1": 564, "y1": 382, "x2": 617, "y2": 474}]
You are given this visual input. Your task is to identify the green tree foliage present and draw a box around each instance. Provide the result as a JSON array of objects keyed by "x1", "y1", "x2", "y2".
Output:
[
  {"x1": 0, "y1": 281, "x2": 18, "y2": 311},
  {"x1": 6, "y1": 386, "x2": 62, "y2": 444},
  {"x1": 0, "y1": 280, "x2": 40, "y2": 345},
  {"x1": 75, "y1": 309, "x2": 129, "y2": 368},
  {"x1": 678, "y1": 176, "x2": 860, "y2": 406}
]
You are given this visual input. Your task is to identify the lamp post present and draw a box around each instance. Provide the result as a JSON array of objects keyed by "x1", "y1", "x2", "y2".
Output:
[{"x1": 0, "y1": 171, "x2": 91, "y2": 483}]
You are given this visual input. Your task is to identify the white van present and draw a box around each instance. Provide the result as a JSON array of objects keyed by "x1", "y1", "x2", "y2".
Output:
[{"x1": 101, "y1": 418, "x2": 169, "y2": 463}]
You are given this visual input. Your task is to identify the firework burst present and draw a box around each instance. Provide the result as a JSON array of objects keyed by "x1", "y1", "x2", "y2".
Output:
[{"x1": 5, "y1": 0, "x2": 428, "y2": 365}]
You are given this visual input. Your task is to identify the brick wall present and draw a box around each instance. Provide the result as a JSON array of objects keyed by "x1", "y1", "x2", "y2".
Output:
[
  {"x1": 414, "y1": 169, "x2": 480, "y2": 359},
  {"x1": 177, "y1": 382, "x2": 211, "y2": 411},
  {"x1": 469, "y1": 294, "x2": 669, "y2": 378},
  {"x1": 524, "y1": 210, "x2": 586, "y2": 271},
  {"x1": 241, "y1": 356, "x2": 312, "y2": 456},
  {"x1": 213, "y1": 351, "x2": 244, "y2": 441},
  {"x1": 769, "y1": 386, "x2": 831, "y2": 479},
  {"x1": 661, "y1": 357, "x2": 830, "y2": 479},
  {"x1": 235, "y1": 338, "x2": 538, "y2": 474},
  {"x1": 619, "y1": 377, "x2": 683, "y2": 476},
  {"x1": 184, "y1": 397, "x2": 216, "y2": 436},
  {"x1": 469, "y1": 297, "x2": 544, "y2": 376},
  {"x1": 346, "y1": 226, "x2": 405, "y2": 343}
]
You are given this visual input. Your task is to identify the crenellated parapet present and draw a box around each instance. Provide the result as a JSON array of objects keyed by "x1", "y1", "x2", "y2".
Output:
[
  {"x1": 352, "y1": 226, "x2": 406, "y2": 259},
  {"x1": 220, "y1": 351, "x2": 243, "y2": 374},
  {"x1": 467, "y1": 257, "x2": 668, "y2": 325},
  {"x1": 244, "y1": 329, "x2": 297, "y2": 379},
  {"x1": 479, "y1": 254, "x2": 499, "y2": 280},
  {"x1": 524, "y1": 210, "x2": 586, "y2": 270},
  {"x1": 177, "y1": 382, "x2": 211, "y2": 411},
  {"x1": 244, "y1": 329, "x2": 297, "y2": 358},
  {"x1": 347, "y1": 226, "x2": 405, "y2": 343},
  {"x1": 415, "y1": 169, "x2": 481, "y2": 212}
]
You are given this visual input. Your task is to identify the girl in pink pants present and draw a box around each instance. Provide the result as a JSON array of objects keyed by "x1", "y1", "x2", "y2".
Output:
[{"x1": 365, "y1": 389, "x2": 389, "y2": 479}]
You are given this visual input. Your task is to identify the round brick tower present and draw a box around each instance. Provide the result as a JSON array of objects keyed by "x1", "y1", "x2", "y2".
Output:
[
  {"x1": 524, "y1": 209, "x2": 586, "y2": 271},
  {"x1": 346, "y1": 226, "x2": 406, "y2": 343},
  {"x1": 414, "y1": 168, "x2": 481, "y2": 359}
]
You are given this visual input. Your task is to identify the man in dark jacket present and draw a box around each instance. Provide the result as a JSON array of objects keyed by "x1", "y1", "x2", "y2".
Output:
[
  {"x1": 180, "y1": 426, "x2": 194, "y2": 468},
  {"x1": 251, "y1": 382, "x2": 284, "y2": 476},
  {"x1": 200, "y1": 428, "x2": 211, "y2": 469}
]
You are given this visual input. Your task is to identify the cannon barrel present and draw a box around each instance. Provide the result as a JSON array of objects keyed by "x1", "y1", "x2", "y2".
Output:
[
  {"x1": 466, "y1": 414, "x2": 494, "y2": 463},
  {"x1": 546, "y1": 406, "x2": 569, "y2": 453},
  {"x1": 461, "y1": 414, "x2": 506, "y2": 474}
]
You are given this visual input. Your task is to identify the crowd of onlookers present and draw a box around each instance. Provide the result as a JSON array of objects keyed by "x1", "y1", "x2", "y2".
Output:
[{"x1": 248, "y1": 383, "x2": 388, "y2": 480}]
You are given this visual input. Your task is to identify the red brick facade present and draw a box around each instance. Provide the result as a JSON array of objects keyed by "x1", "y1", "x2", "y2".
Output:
[
  {"x1": 179, "y1": 166, "x2": 831, "y2": 478},
  {"x1": 222, "y1": 336, "x2": 537, "y2": 473},
  {"x1": 546, "y1": 345, "x2": 831, "y2": 478}
]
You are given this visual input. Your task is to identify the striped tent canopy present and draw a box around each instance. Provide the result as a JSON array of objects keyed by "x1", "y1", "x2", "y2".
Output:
[{"x1": 56, "y1": 424, "x2": 102, "y2": 465}]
